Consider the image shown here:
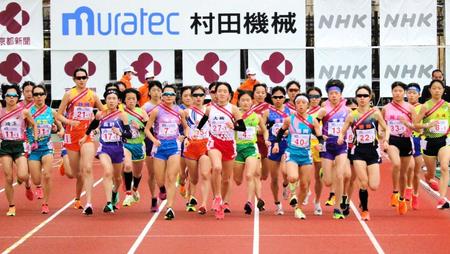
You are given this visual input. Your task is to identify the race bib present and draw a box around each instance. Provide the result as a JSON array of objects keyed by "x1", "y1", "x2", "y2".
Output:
[
  {"x1": 238, "y1": 127, "x2": 256, "y2": 141},
  {"x1": 73, "y1": 106, "x2": 93, "y2": 120},
  {"x1": 131, "y1": 126, "x2": 140, "y2": 139},
  {"x1": 210, "y1": 120, "x2": 229, "y2": 136},
  {"x1": 158, "y1": 122, "x2": 178, "y2": 137},
  {"x1": 37, "y1": 124, "x2": 52, "y2": 138},
  {"x1": 356, "y1": 129, "x2": 376, "y2": 144},
  {"x1": 1, "y1": 126, "x2": 21, "y2": 140},
  {"x1": 388, "y1": 120, "x2": 407, "y2": 136},
  {"x1": 328, "y1": 121, "x2": 344, "y2": 136},
  {"x1": 192, "y1": 128, "x2": 209, "y2": 140},
  {"x1": 291, "y1": 133, "x2": 309, "y2": 148},
  {"x1": 429, "y1": 120, "x2": 449, "y2": 134},
  {"x1": 64, "y1": 133, "x2": 72, "y2": 144},
  {"x1": 346, "y1": 129, "x2": 354, "y2": 143},
  {"x1": 101, "y1": 128, "x2": 121, "y2": 142},
  {"x1": 271, "y1": 123, "x2": 283, "y2": 136}
]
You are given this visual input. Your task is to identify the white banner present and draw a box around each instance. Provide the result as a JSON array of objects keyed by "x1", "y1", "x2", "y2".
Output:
[
  {"x1": 380, "y1": 0, "x2": 436, "y2": 46},
  {"x1": 446, "y1": 2, "x2": 450, "y2": 45},
  {"x1": 0, "y1": 50, "x2": 43, "y2": 85},
  {"x1": 116, "y1": 50, "x2": 174, "y2": 88},
  {"x1": 0, "y1": 0, "x2": 43, "y2": 49},
  {"x1": 248, "y1": 50, "x2": 305, "y2": 89},
  {"x1": 51, "y1": 0, "x2": 305, "y2": 50},
  {"x1": 314, "y1": 0, "x2": 371, "y2": 47},
  {"x1": 314, "y1": 48, "x2": 371, "y2": 98},
  {"x1": 51, "y1": 51, "x2": 110, "y2": 100},
  {"x1": 380, "y1": 46, "x2": 437, "y2": 97},
  {"x1": 182, "y1": 50, "x2": 240, "y2": 89}
]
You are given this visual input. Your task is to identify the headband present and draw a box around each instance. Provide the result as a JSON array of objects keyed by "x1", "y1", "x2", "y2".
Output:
[
  {"x1": 295, "y1": 94, "x2": 309, "y2": 103},
  {"x1": 327, "y1": 86, "x2": 342, "y2": 93}
]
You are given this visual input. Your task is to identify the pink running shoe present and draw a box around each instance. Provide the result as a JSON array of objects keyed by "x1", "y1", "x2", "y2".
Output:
[
  {"x1": 427, "y1": 179, "x2": 439, "y2": 192},
  {"x1": 212, "y1": 196, "x2": 222, "y2": 211},
  {"x1": 26, "y1": 187, "x2": 34, "y2": 201},
  {"x1": 411, "y1": 194, "x2": 419, "y2": 210},
  {"x1": 35, "y1": 187, "x2": 44, "y2": 200},
  {"x1": 41, "y1": 204, "x2": 50, "y2": 214},
  {"x1": 215, "y1": 204, "x2": 225, "y2": 220}
]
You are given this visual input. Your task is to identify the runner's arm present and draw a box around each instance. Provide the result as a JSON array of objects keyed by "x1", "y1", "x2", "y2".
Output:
[
  {"x1": 144, "y1": 108, "x2": 158, "y2": 143},
  {"x1": 24, "y1": 109, "x2": 38, "y2": 140}
]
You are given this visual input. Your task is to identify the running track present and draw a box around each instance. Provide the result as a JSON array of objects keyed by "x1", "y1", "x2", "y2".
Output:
[{"x1": 0, "y1": 144, "x2": 449, "y2": 254}]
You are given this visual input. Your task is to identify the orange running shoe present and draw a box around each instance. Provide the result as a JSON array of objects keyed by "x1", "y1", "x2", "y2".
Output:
[
  {"x1": 41, "y1": 204, "x2": 50, "y2": 214},
  {"x1": 361, "y1": 211, "x2": 370, "y2": 221},
  {"x1": 73, "y1": 199, "x2": 83, "y2": 209},
  {"x1": 411, "y1": 194, "x2": 419, "y2": 210},
  {"x1": 390, "y1": 193, "x2": 399, "y2": 207},
  {"x1": 398, "y1": 199, "x2": 407, "y2": 215}
]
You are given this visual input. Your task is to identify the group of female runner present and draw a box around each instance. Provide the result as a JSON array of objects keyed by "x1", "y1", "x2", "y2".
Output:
[{"x1": 1, "y1": 67, "x2": 449, "y2": 220}]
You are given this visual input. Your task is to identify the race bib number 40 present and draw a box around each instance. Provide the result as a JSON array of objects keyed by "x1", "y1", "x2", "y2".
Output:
[{"x1": 291, "y1": 134, "x2": 309, "y2": 148}]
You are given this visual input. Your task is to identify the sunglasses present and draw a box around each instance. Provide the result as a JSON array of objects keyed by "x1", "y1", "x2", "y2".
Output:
[
  {"x1": 288, "y1": 89, "x2": 299, "y2": 93},
  {"x1": 74, "y1": 76, "x2": 88, "y2": 81},
  {"x1": 356, "y1": 94, "x2": 370, "y2": 98},
  {"x1": 192, "y1": 93, "x2": 205, "y2": 98},
  {"x1": 5, "y1": 93, "x2": 18, "y2": 98},
  {"x1": 209, "y1": 90, "x2": 216, "y2": 94},
  {"x1": 272, "y1": 96, "x2": 285, "y2": 100},
  {"x1": 308, "y1": 94, "x2": 321, "y2": 99},
  {"x1": 350, "y1": 107, "x2": 357, "y2": 110},
  {"x1": 162, "y1": 92, "x2": 176, "y2": 97},
  {"x1": 33, "y1": 92, "x2": 46, "y2": 97}
]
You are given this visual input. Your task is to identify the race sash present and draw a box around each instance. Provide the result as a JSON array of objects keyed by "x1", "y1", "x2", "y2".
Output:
[
  {"x1": 159, "y1": 103, "x2": 181, "y2": 121},
  {"x1": 100, "y1": 110, "x2": 121, "y2": 124},
  {"x1": 67, "y1": 88, "x2": 88, "y2": 112},
  {"x1": 352, "y1": 109, "x2": 376, "y2": 131},
  {"x1": 307, "y1": 106, "x2": 320, "y2": 115},
  {"x1": 242, "y1": 109, "x2": 254, "y2": 120},
  {"x1": 425, "y1": 99, "x2": 445, "y2": 118},
  {"x1": 295, "y1": 113, "x2": 314, "y2": 130},
  {"x1": 286, "y1": 102, "x2": 296, "y2": 112},
  {"x1": 323, "y1": 99, "x2": 346, "y2": 122},
  {"x1": 32, "y1": 105, "x2": 48, "y2": 119},
  {"x1": 190, "y1": 106, "x2": 205, "y2": 117},
  {"x1": 125, "y1": 107, "x2": 145, "y2": 124},
  {"x1": 269, "y1": 105, "x2": 288, "y2": 118},
  {"x1": 251, "y1": 102, "x2": 269, "y2": 115},
  {"x1": 0, "y1": 107, "x2": 22, "y2": 124},
  {"x1": 212, "y1": 103, "x2": 235, "y2": 123},
  {"x1": 391, "y1": 102, "x2": 412, "y2": 121}
]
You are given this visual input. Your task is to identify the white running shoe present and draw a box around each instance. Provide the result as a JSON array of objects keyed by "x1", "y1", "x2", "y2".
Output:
[
  {"x1": 274, "y1": 203, "x2": 284, "y2": 215},
  {"x1": 294, "y1": 207, "x2": 306, "y2": 220},
  {"x1": 302, "y1": 189, "x2": 312, "y2": 206},
  {"x1": 122, "y1": 194, "x2": 135, "y2": 207},
  {"x1": 314, "y1": 203, "x2": 323, "y2": 216}
]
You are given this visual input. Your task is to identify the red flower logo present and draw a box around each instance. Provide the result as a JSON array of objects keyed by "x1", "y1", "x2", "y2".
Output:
[
  {"x1": 261, "y1": 52, "x2": 293, "y2": 83},
  {"x1": 0, "y1": 53, "x2": 30, "y2": 83},
  {"x1": 131, "y1": 53, "x2": 162, "y2": 83},
  {"x1": 196, "y1": 52, "x2": 227, "y2": 83},
  {"x1": 64, "y1": 53, "x2": 96, "y2": 77},
  {"x1": 0, "y1": 2, "x2": 30, "y2": 34}
]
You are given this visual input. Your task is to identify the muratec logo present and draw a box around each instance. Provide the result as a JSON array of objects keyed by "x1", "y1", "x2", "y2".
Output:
[
  {"x1": 62, "y1": 6, "x2": 179, "y2": 36},
  {"x1": 383, "y1": 65, "x2": 432, "y2": 79},
  {"x1": 318, "y1": 65, "x2": 368, "y2": 79}
]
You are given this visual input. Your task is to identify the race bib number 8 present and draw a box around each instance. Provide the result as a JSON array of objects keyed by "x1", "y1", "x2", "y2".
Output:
[
  {"x1": 291, "y1": 134, "x2": 309, "y2": 148},
  {"x1": 429, "y1": 120, "x2": 449, "y2": 134}
]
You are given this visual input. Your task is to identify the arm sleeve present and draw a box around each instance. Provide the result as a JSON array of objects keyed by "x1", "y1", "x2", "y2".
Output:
[
  {"x1": 197, "y1": 114, "x2": 209, "y2": 129},
  {"x1": 234, "y1": 119, "x2": 246, "y2": 131},
  {"x1": 122, "y1": 125, "x2": 132, "y2": 139},
  {"x1": 275, "y1": 127, "x2": 287, "y2": 143},
  {"x1": 85, "y1": 119, "x2": 100, "y2": 135}
]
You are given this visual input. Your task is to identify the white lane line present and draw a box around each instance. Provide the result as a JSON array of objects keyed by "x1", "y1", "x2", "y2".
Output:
[
  {"x1": 1, "y1": 178, "x2": 104, "y2": 254},
  {"x1": 419, "y1": 179, "x2": 441, "y2": 199},
  {"x1": 127, "y1": 200, "x2": 167, "y2": 254},
  {"x1": 349, "y1": 201, "x2": 385, "y2": 254},
  {"x1": 0, "y1": 183, "x2": 17, "y2": 194},
  {"x1": 253, "y1": 199, "x2": 260, "y2": 254}
]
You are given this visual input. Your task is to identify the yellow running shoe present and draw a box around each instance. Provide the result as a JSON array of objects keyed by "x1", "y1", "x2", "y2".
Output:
[
  {"x1": 6, "y1": 206, "x2": 16, "y2": 216},
  {"x1": 325, "y1": 195, "x2": 335, "y2": 206},
  {"x1": 390, "y1": 193, "x2": 399, "y2": 207}
]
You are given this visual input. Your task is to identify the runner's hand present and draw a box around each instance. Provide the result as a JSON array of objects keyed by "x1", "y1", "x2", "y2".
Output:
[{"x1": 272, "y1": 143, "x2": 279, "y2": 154}]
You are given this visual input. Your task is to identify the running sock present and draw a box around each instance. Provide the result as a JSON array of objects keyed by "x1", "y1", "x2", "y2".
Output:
[
  {"x1": 160, "y1": 186, "x2": 166, "y2": 194},
  {"x1": 399, "y1": 196, "x2": 404, "y2": 201},
  {"x1": 151, "y1": 198, "x2": 158, "y2": 207},
  {"x1": 132, "y1": 176, "x2": 142, "y2": 190},
  {"x1": 359, "y1": 189, "x2": 368, "y2": 211},
  {"x1": 112, "y1": 191, "x2": 118, "y2": 201},
  {"x1": 340, "y1": 195, "x2": 348, "y2": 209},
  {"x1": 123, "y1": 172, "x2": 133, "y2": 191},
  {"x1": 9, "y1": 205, "x2": 15, "y2": 207},
  {"x1": 282, "y1": 182, "x2": 288, "y2": 188},
  {"x1": 107, "y1": 201, "x2": 111, "y2": 205},
  {"x1": 393, "y1": 191, "x2": 399, "y2": 194},
  {"x1": 275, "y1": 201, "x2": 281, "y2": 205}
]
